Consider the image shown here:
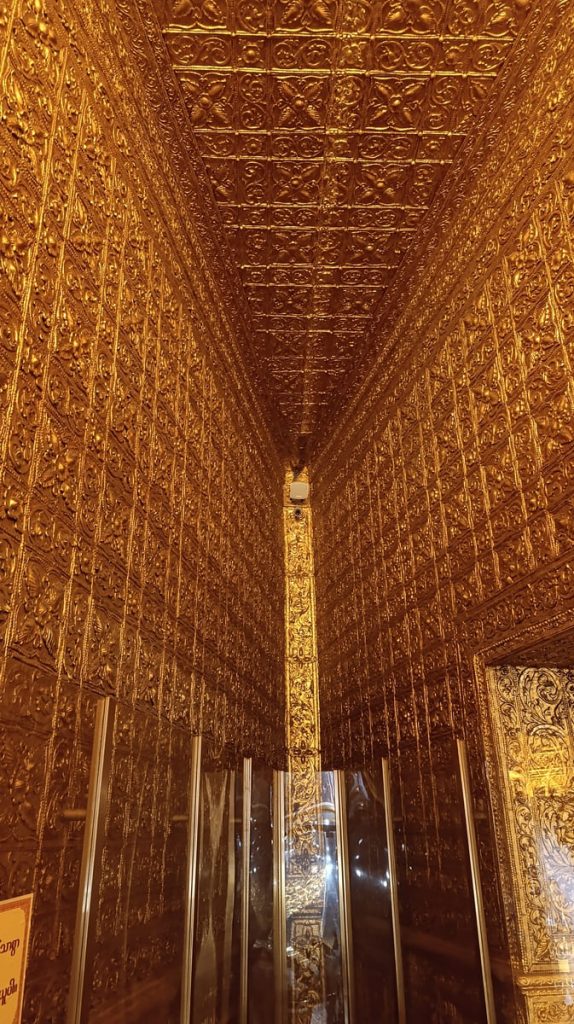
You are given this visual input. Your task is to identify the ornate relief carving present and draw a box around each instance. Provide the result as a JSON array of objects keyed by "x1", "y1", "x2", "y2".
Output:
[
  {"x1": 283, "y1": 474, "x2": 321, "y2": 870},
  {"x1": 485, "y1": 665, "x2": 574, "y2": 1020},
  {"x1": 291, "y1": 918, "x2": 325, "y2": 1024},
  {"x1": 312, "y1": 9, "x2": 574, "y2": 1021},
  {"x1": 283, "y1": 473, "x2": 328, "y2": 1022},
  {"x1": 91, "y1": 710, "x2": 190, "y2": 1019},
  {"x1": 0, "y1": 0, "x2": 285, "y2": 1017},
  {"x1": 157, "y1": 0, "x2": 532, "y2": 450}
]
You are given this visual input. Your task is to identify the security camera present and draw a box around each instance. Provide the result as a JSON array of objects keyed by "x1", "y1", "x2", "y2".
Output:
[{"x1": 289, "y1": 480, "x2": 309, "y2": 502}]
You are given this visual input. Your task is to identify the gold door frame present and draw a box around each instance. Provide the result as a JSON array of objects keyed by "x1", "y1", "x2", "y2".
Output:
[
  {"x1": 471, "y1": 621, "x2": 574, "y2": 1019},
  {"x1": 67, "y1": 697, "x2": 116, "y2": 1024}
]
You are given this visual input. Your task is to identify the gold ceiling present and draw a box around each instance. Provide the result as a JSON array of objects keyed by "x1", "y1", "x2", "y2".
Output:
[{"x1": 152, "y1": 0, "x2": 531, "y2": 457}]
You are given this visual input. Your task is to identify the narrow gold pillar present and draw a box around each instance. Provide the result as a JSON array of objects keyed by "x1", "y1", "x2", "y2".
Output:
[
  {"x1": 284, "y1": 469, "x2": 321, "y2": 774},
  {"x1": 281, "y1": 471, "x2": 355, "y2": 1023},
  {"x1": 282, "y1": 469, "x2": 327, "y2": 1019}
]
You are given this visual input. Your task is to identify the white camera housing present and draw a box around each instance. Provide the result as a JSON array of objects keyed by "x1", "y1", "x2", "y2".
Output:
[{"x1": 289, "y1": 480, "x2": 309, "y2": 502}]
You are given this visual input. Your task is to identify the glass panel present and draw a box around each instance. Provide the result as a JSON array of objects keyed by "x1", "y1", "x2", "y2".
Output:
[
  {"x1": 344, "y1": 767, "x2": 398, "y2": 1022},
  {"x1": 164, "y1": 725, "x2": 194, "y2": 1018},
  {"x1": 87, "y1": 704, "x2": 190, "y2": 1023},
  {"x1": 191, "y1": 747, "x2": 244, "y2": 1024},
  {"x1": 13, "y1": 678, "x2": 100, "y2": 1021},
  {"x1": 395, "y1": 737, "x2": 487, "y2": 1022},
  {"x1": 283, "y1": 768, "x2": 346, "y2": 1024},
  {"x1": 248, "y1": 766, "x2": 274, "y2": 1024}
]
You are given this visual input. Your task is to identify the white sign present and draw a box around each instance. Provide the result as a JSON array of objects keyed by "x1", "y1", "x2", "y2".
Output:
[{"x1": 0, "y1": 894, "x2": 33, "y2": 1024}]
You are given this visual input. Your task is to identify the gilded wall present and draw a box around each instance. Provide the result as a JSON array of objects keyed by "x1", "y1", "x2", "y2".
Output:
[
  {"x1": 152, "y1": 0, "x2": 532, "y2": 454},
  {"x1": 312, "y1": 4, "x2": 574, "y2": 1020},
  {"x1": 0, "y1": 0, "x2": 284, "y2": 1019}
]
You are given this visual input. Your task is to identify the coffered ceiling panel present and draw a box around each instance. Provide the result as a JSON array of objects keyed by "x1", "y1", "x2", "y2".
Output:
[{"x1": 153, "y1": 0, "x2": 530, "y2": 458}]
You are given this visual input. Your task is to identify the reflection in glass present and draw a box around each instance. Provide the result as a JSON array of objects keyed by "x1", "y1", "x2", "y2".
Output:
[
  {"x1": 86, "y1": 706, "x2": 190, "y2": 1023},
  {"x1": 248, "y1": 768, "x2": 275, "y2": 1024},
  {"x1": 191, "y1": 765, "x2": 243, "y2": 1024},
  {"x1": 396, "y1": 737, "x2": 488, "y2": 1022},
  {"x1": 283, "y1": 770, "x2": 346, "y2": 1024},
  {"x1": 345, "y1": 768, "x2": 398, "y2": 1023}
]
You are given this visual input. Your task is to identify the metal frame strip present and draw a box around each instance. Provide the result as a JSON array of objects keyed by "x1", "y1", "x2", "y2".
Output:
[
  {"x1": 456, "y1": 738, "x2": 497, "y2": 1024},
  {"x1": 67, "y1": 696, "x2": 116, "y2": 1024},
  {"x1": 382, "y1": 757, "x2": 407, "y2": 1024},
  {"x1": 180, "y1": 734, "x2": 203, "y2": 1024},
  {"x1": 333, "y1": 770, "x2": 355, "y2": 1024},
  {"x1": 273, "y1": 770, "x2": 287, "y2": 1024},
  {"x1": 240, "y1": 757, "x2": 253, "y2": 1024}
]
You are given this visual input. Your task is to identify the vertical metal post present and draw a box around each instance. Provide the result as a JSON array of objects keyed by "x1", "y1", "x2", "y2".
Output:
[
  {"x1": 240, "y1": 758, "x2": 253, "y2": 1024},
  {"x1": 382, "y1": 757, "x2": 407, "y2": 1024},
  {"x1": 333, "y1": 771, "x2": 355, "y2": 1024},
  {"x1": 456, "y1": 739, "x2": 497, "y2": 1024},
  {"x1": 67, "y1": 696, "x2": 116, "y2": 1024},
  {"x1": 273, "y1": 770, "x2": 287, "y2": 1024},
  {"x1": 180, "y1": 734, "x2": 203, "y2": 1024}
]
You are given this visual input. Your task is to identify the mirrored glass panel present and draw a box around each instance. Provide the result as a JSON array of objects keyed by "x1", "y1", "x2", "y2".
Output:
[
  {"x1": 191, "y1": 748, "x2": 244, "y2": 1024},
  {"x1": 344, "y1": 767, "x2": 398, "y2": 1022},
  {"x1": 248, "y1": 766, "x2": 274, "y2": 1024},
  {"x1": 282, "y1": 768, "x2": 346, "y2": 1024},
  {"x1": 394, "y1": 737, "x2": 487, "y2": 1022},
  {"x1": 16, "y1": 679, "x2": 100, "y2": 1021},
  {"x1": 87, "y1": 704, "x2": 190, "y2": 1024}
]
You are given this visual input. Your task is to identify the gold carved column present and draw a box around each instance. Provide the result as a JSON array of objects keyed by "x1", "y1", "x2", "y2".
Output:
[
  {"x1": 283, "y1": 470, "x2": 326, "y2": 1024},
  {"x1": 284, "y1": 470, "x2": 320, "y2": 775}
]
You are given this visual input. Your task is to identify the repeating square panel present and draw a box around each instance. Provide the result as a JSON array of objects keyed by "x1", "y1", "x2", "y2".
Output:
[{"x1": 162, "y1": 0, "x2": 531, "y2": 449}]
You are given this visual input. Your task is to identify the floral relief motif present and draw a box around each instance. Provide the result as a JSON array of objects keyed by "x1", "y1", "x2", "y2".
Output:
[
  {"x1": 490, "y1": 667, "x2": 574, "y2": 969},
  {"x1": 160, "y1": 0, "x2": 531, "y2": 449},
  {"x1": 311, "y1": 7, "x2": 574, "y2": 1020},
  {"x1": 0, "y1": 0, "x2": 285, "y2": 1018}
]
